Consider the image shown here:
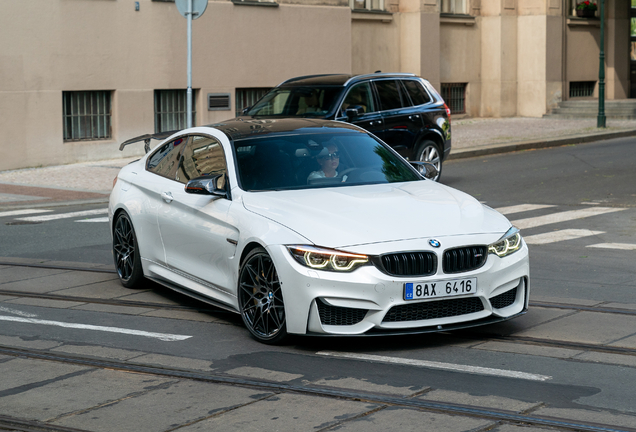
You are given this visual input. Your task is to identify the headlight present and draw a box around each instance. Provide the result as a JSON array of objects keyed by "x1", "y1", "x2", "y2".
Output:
[
  {"x1": 488, "y1": 227, "x2": 523, "y2": 258},
  {"x1": 287, "y1": 245, "x2": 369, "y2": 272}
]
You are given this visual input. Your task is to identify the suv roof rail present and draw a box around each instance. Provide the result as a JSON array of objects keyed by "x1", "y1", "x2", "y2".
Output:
[
  {"x1": 278, "y1": 74, "x2": 342, "y2": 86},
  {"x1": 344, "y1": 72, "x2": 416, "y2": 86}
]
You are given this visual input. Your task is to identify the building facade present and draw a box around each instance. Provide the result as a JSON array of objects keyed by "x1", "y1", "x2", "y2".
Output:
[{"x1": 0, "y1": 0, "x2": 630, "y2": 170}]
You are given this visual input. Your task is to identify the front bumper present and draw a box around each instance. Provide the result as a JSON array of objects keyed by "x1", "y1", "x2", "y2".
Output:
[{"x1": 268, "y1": 237, "x2": 529, "y2": 336}]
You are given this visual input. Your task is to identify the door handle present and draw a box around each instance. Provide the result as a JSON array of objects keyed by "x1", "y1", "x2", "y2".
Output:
[
  {"x1": 409, "y1": 115, "x2": 420, "y2": 120},
  {"x1": 369, "y1": 120, "x2": 380, "y2": 126},
  {"x1": 161, "y1": 191, "x2": 174, "y2": 203}
]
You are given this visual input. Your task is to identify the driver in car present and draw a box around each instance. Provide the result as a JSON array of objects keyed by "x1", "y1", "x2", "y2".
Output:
[{"x1": 307, "y1": 144, "x2": 346, "y2": 182}]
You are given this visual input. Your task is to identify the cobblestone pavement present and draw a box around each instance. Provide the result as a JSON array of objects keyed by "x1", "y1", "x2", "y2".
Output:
[{"x1": 0, "y1": 117, "x2": 635, "y2": 198}]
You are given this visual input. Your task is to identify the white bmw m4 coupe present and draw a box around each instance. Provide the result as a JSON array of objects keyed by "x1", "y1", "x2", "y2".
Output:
[{"x1": 109, "y1": 118, "x2": 529, "y2": 344}]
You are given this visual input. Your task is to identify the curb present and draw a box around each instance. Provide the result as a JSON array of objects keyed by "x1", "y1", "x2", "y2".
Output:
[{"x1": 447, "y1": 128, "x2": 636, "y2": 160}]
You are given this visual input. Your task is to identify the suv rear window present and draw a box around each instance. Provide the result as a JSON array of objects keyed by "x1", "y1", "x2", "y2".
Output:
[{"x1": 402, "y1": 80, "x2": 431, "y2": 106}]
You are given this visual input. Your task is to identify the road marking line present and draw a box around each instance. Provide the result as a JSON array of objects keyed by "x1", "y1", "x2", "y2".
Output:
[
  {"x1": 587, "y1": 243, "x2": 636, "y2": 251},
  {"x1": 524, "y1": 229, "x2": 604, "y2": 245},
  {"x1": 316, "y1": 351, "x2": 552, "y2": 382},
  {"x1": 0, "y1": 209, "x2": 53, "y2": 218},
  {"x1": 75, "y1": 217, "x2": 109, "y2": 223},
  {"x1": 0, "y1": 306, "x2": 38, "y2": 318},
  {"x1": 0, "y1": 316, "x2": 192, "y2": 342},
  {"x1": 512, "y1": 207, "x2": 626, "y2": 230},
  {"x1": 16, "y1": 208, "x2": 108, "y2": 222},
  {"x1": 495, "y1": 204, "x2": 556, "y2": 215}
]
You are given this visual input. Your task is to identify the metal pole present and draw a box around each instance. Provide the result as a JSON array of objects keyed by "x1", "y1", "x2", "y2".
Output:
[
  {"x1": 597, "y1": 0, "x2": 606, "y2": 128},
  {"x1": 186, "y1": 0, "x2": 193, "y2": 128}
]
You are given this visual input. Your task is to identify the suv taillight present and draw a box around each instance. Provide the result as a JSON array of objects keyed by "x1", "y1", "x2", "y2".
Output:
[{"x1": 443, "y1": 103, "x2": 451, "y2": 118}]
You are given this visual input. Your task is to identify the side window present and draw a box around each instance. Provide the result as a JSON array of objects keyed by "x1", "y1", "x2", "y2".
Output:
[
  {"x1": 374, "y1": 80, "x2": 404, "y2": 111},
  {"x1": 146, "y1": 136, "x2": 188, "y2": 180},
  {"x1": 402, "y1": 80, "x2": 432, "y2": 106},
  {"x1": 340, "y1": 82, "x2": 376, "y2": 116},
  {"x1": 176, "y1": 135, "x2": 228, "y2": 187}
]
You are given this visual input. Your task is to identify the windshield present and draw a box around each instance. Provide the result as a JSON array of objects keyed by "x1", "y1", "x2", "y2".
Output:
[
  {"x1": 246, "y1": 86, "x2": 344, "y2": 117},
  {"x1": 233, "y1": 132, "x2": 421, "y2": 191}
]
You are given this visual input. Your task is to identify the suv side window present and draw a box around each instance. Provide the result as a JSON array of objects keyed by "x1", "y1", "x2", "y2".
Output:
[
  {"x1": 147, "y1": 136, "x2": 188, "y2": 180},
  {"x1": 340, "y1": 82, "x2": 376, "y2": 116},
  {"x1": 374, "y1": 80, "x2": 404, "y2": 111},
  {"x1": 176, "y1": 135, "x2": 228, "y2": 187},
  {"x1": 402, "y1": 80, "x2": 432, "y2": 106}
]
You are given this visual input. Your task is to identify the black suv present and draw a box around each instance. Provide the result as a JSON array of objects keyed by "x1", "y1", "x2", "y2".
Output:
[{"x1": 238, "y1": 73, "x2": 451, "y2": 181}]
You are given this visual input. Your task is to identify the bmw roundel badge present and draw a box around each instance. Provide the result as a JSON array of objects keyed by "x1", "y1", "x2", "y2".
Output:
[{"x1": 429, "y1": 239, "x2": 441, "y2": 248}]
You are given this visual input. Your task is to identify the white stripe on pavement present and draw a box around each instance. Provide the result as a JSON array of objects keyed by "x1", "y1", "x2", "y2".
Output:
[
  {"x1": 75, "y1": 217, "x2": 109, "y2": 223},
  {"x1": 316, "y1": 351, "x2": 552, "y2": 382},
  {"x1": 0, "y1": 315, "x2": 192, "y2": 342},
  {"x1": 587, "y1": 243, "x2": 636, "y2": 251},
  {"x1": 512, "y1": 207, "x2": 625, "y2": 230},
  {"x1": 524, "y1": 229, "x2": 604, "y2": 245},
  {"x1": 16, "y1": 208, "x2": 108, "y2": 222},
  {"x1": 0, "y1": 209, "x2": 53, "y2": 218},
  {"x1": 494, "y1": 204, "x2": 556, "y2": 215},
  {"x1": 0, "y1": 306, "x2": 38, "y2": 318}
]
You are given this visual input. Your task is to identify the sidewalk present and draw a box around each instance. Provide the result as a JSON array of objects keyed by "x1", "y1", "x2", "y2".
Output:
[{"x1": 1, "y1": 117, "x2": 635, "y2": 209}]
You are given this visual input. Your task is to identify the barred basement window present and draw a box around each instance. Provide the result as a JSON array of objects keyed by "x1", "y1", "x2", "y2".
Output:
[
  {"x1": 155, "y1": 89, "x2": 196, "y2": 133},
  {"x1": 570, "y1": 81, "x2": 596, "y2": 98},
  {"x1": 441, "y1": 83, "x2": 467, "y2": 114},
  {"x1": 235, "y1": 88, "x2": 272, "y2": 116},
  {"x1": 350, "y1": 0, "x2": 384, "y2": 11},
  {"x1": 63, "y1": 91, "x2": 112, "y2": 142}
]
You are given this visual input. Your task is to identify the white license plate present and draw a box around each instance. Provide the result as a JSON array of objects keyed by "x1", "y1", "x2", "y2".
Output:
[{"x1": 404, "y1": 278, "x2": 477, "y2": 301}]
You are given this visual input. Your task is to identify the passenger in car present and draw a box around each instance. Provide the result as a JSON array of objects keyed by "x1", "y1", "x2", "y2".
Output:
[
  {"x1": 307, "y1": 144, "x2": 341, "y2": 182},
  {"x1": 296, "y1": 90, "x2": 321, "y2": 115}
]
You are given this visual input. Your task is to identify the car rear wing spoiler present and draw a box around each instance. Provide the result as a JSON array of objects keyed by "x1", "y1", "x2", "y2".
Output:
[{"x1": 119, "y1": 130, "x2": 179, "y2": 153}]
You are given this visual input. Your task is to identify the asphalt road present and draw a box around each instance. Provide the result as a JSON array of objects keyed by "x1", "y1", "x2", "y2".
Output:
[{"x1": 0, "y1": 137, "x2": 635, "y2": 431}]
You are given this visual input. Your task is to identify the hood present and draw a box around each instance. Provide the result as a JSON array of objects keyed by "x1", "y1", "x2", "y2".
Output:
[{"x1": 242, "y1": 182, "x2": 511, "y2": 248}]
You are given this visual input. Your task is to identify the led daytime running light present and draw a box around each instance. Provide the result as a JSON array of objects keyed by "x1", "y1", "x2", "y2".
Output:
[
  {"x1": 288, "y1": 246, "x2": 369, "y2": 272},
  {"x1": 488, "y1": 229, "x2": 522, "y2": 258}
]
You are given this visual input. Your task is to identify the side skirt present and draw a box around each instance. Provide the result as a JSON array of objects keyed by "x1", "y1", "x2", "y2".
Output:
[{"x1": 146, "y1": 276, "x2": 239, "y2": 314}]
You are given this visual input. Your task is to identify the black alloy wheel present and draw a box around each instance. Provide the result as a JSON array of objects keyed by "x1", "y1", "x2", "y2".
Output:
[
  {"x1": 113, "y1": 212, "x2": 144, "y2": 288},
  {"x1": 238, "y1": 247, "x2": 288, "y2": 344},
  {"x1": 416, "y1": 140, "x2": 442, "y2": 182}
]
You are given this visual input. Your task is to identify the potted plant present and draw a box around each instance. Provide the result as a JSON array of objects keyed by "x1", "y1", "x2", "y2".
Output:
[{"x1": 576, "y1": 1, "x2": 597, "y2": 18}]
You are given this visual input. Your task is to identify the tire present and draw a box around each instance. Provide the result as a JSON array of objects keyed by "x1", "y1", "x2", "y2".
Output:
[
  {"x1": 238, "y1": 247, "x2": 288, "y2": 344},
  {"x1": 415, "y1": 140, "x2": 442, "y2": 182},
  {"x1": 112, "y1": 212, "x2": 145, "y2": 288}
]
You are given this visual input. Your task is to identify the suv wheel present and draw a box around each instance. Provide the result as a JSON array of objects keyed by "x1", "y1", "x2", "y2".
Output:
[{"x1": 415, "y1": 140, "x2": 442, "y2": 182}]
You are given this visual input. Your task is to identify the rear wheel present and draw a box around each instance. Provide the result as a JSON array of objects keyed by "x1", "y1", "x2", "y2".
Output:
[
  {"x1": 238, "y1": 247, "x2": 288, "y2": 344},
  {"x1": 415, "y1": 140, "x2": 442, "y2": 182},
  {"x1": 113, "y1": 212, "x2": 144, "y2": 288}
]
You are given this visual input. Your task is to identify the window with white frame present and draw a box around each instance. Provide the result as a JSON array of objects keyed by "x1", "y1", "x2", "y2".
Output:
[
  {"x1": 63, "y1": 91, "x2": 112, "y2": 142},
  {"x1": 440, "y1": 0, "x2": 468, "y2": 15},
  {"x1": 350, "y1": 0, "x2": 384, "y2": 11}
]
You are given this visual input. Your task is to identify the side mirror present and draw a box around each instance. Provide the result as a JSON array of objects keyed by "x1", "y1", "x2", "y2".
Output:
[
  {"x1": 345, "y1": 106, "x2": 362, "y2": 121},
  {"x1": 185, "y1": 174, "x2": 228, "y2": 198},
  {"x1": 241, "y1": 106, "x2": 251, "y2": 115},
  {"x1": 410, "y1": 161, "x2": 439, "y2": 180}
]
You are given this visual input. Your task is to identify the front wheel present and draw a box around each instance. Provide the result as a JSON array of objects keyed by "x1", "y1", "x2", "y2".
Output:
[
  {"x1": 415, "y1": 140, "x2": 442, "y2": 182},
  {"x1": 113, "y1": 212, "x2": 144, "y2": 288},
  {"x1": 238, "y1": 247, "x2": 288, "y2": 344}
]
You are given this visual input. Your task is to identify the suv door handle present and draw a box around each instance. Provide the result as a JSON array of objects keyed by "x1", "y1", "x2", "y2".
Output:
[
  {"x1": 409, "y1": 115, "x2": 420, "y2": 120},
  {"x1": 161, "y1": 191, "x2": 174, "y2": 203},
  {"x1": 369, "y1": 120, "x2": 380, "y2": 126}
]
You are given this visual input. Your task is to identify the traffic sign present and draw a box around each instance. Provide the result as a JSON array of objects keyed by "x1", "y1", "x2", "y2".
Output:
[{"x1": 175, "y1": 0, "x2": 208, "y2": 20}]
